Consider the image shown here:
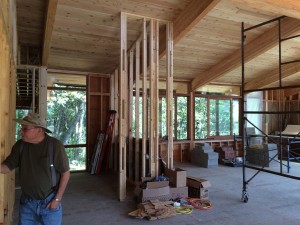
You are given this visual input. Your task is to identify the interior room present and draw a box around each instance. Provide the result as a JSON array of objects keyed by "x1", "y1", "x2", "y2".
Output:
[{"x1": 1, "y1": 0, "x2": 300, "y2": 224}]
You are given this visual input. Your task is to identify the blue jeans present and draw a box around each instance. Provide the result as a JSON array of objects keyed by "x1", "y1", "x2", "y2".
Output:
[{"x1": 19, "y1": 192, "x2": 62, "y2": 225}]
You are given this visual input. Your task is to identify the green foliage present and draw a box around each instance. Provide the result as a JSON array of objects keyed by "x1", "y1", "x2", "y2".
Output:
[
  {"x1": 47, "y1": 89, "x2": 86, "y2": 145},
  {"x1": 47, "y1": 88, "x2": 87, "y2": 171},
  {"x1": 176, "y1": 97, "x2": 187, "y2": 140},
  {"x1": 195, "y1": 97, "x2": 208, "y2": 139}
]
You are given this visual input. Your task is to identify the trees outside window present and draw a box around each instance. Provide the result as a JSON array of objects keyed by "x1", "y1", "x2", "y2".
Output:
[
  {"x1": 176, "y1": 96, "x2": 188, "y2": 140},
  {"x1": 47, "y1": 86, "x2": 86, "y2": 171},
  {"x1": 195, "y1": 97, "x2": 208, "y2": 139},
  {"x1": 195, "y1": 96, "x2": 240, "y2": 139}
]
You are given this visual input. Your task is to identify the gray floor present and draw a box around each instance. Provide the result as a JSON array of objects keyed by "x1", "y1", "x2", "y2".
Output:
[{"x1": 13, "y1": 162, "x2": 300, "y2": 225}]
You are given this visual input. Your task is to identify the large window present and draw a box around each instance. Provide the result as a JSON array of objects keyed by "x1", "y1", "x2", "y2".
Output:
[
  {"x1": 195, "y1": 97, "x2": 208, "y2": 139},
  {"x1": 132, "y1": 95, "x2": 188, "y2": 140},
  {"x1": 195, "y1": 96, "x2": 240, "y2": 139},
  {"x1": 176, "y1": 96, "x2": 188, "y2": 140},
  {"x1": 47, "y1": 84, "x2": 86, "y2": 171}
]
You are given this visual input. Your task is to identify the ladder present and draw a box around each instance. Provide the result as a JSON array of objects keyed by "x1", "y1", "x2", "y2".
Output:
[{"x1": 95, "y1": 110, "x2": 117, "y2": 174}]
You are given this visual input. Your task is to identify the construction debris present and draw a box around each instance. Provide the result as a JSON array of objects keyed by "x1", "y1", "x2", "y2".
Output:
[{"x1": 128, "y1": 200, "x2": 176, "y2": 220}]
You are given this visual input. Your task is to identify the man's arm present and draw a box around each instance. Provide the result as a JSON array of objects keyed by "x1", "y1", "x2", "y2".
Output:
[
  {"x1": 55, "y1": 170, "x2": 70, "y2": 201},
  {"x1": 0, "y1": 163, "x2": 10, "y2": 174},
  {"x1": 47, "y1": 170, "x2": 70, "y2": 209}
]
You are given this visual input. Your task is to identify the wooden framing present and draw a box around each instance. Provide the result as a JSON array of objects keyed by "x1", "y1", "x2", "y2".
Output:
[
  {"x1": 0, "y1": 1, "x2": 17, "y2": 224},
  {"x1": 118, "y1": 12, "x2": 174, "y2": 198},
  {"x1": 119, "y1": 12, "x2": 127, "y2": 201},
  {"x1": 135, "y1": 40, "x2": 140, "y2": 181},
  {"x1": 166, "y1": 22, "x2": 174, "y2": 168},
  {"x1": 128, "y1": 50, "x2": 134, "y2": 180},
  {"x1": 149, "y1": 19, "x2": 159, "y2": 176},
  {"x1": 142, "y1": 18, "x2": 147, "y2": 178},
  {"x1": 42, "y1": 0, "x2": 58, "y2": 66}
]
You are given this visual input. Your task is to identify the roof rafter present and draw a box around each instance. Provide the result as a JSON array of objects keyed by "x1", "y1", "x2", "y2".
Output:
[
  {"x1": 245, "y1": 63, "x2": 300, "y2": 90},
  {"x1": 191, "y1": 17, "x2": 300, "y2": 92},
  {"x1": 42, "y1": 0, "x2": 58, "y2": 66},
  {"x1": 159, "y1": 0, "x2": 220, "y2": 56},
  {"x1": 229, "y1": 0, "x2": 300, "y2": 20}
]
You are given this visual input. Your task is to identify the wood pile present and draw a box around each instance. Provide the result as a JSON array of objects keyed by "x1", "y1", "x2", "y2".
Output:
[{"x1": 128, "y1": 200, "x2": 176, "y2": 220}]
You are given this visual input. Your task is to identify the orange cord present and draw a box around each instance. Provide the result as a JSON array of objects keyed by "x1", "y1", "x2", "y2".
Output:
[{"x1": 188, "y1": 198, "x2": 212, "y2": 210}]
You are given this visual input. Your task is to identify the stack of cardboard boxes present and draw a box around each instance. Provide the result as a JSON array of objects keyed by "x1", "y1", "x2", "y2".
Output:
[{"x1": 135, "y1": 168, "x2": 212, "y2": 202}]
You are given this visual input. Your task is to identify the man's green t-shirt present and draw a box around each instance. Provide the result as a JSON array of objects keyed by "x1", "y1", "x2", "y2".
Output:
[{"x1": 4, "y1": 135, "x2": 70, "y2": 200}]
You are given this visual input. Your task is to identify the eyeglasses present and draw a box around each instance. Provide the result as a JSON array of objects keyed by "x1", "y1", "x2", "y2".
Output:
[{"x1": 19, "y1": 127, "x2": 37, "y2": 132}]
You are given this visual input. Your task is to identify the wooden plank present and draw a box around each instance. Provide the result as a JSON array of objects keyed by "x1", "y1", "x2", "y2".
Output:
[
  {"x1": 166, "y1": 22, "x2": 174, "y2": 169},
  {"x1": 135, "y1": 40, "x2": 140, "y2": 181},
  {"x1": 128, "y1": 49, "x2": 133, "y2": 180},
  {"x1": 142, "y1": 18, "x2": 147, "y2": 178},
  {"x1": 113, "y1": 69, "x2": 119, "y2": 171},
  {"x1": 149, "y1": 19, "x2": 160, "y2": 176},
  {"x1": 149, "y1": 19, "x2": 155, "y2": 176},
  {"x1": 119, "y1": 12, "x2": 127, "y2": 201},
  {"x1": 245, "y1": 62, "x2": 300, "y2": 90},
  {"x1": 229, "y1": 0, "x2": 300, "y2": 20},
  {"x1": 160, "y1": 0, "x2": 219, "y2": 56},
  {"x1": 192, "y1": 17, "x2": 300, "y2": 91},
  {"x1": 42, "y1": 0, "x2": 58, "y2": 66}
]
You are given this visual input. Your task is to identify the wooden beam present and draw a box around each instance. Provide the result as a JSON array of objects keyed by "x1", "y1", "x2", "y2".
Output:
[
  {"x1": 192, "y1": 17, "x2": 300, "y2": 91},
  {"x1": 149, "y1": 19, "x2": 159, "y2": 176},
  {"x1": 42, "y1": 0, "x2": 58, "y2": 66},
  {"x1": 160, "y1": 0, "x2": 220, "y2": 56},
  {"x1": 135, "y1": 40, "x2": 140, "y2": 181},
  {"x1": 128, "y1": 49, "x2": 133, "y2": 180},
  {"x1": 119, "y1": 13, "x2": 127, "y2": 201},
  {"x1": 166, "y1": 22, "x2": 174, "y2": 169},
  {"x1": 229, "y1": 0, "x2": 300, "y2": 20},
  {"x1": 142, "y1": 18, "x2": 147, "y2": 178},
  {"x1": 245, "y1": 63, "x2": 300, "y2": 90}
]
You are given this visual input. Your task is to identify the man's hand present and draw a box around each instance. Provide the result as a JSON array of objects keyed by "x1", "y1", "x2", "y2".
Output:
[
  {"x1": 0, "y1": 164, "x2": 10, "y2": 174},
  {"x1": 46, "y1": 199, "x2": 60, "y2": 209}
]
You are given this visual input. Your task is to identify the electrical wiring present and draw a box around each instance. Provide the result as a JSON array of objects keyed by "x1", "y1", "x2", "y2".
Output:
[
  {"x1": 188, "y1": 198, "x2": 212, "y2": 210},
  {"x1": 174, "y1": 206, "x2": 193, "y2": 214}
]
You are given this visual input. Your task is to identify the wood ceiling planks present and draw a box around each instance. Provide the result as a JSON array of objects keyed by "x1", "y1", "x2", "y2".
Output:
[{"x1": 16, "y1": 0, "x2": 300, "y2": 93}]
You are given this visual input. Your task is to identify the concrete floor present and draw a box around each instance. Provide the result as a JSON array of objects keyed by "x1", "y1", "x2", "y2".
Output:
[{"x1": 13, "y1": 162, "x2": 300, "y2": 225}]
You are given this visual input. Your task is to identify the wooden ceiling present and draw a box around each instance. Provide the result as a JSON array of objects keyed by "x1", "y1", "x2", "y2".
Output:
[{"x1": 16, "y1": 0, "x2": 300, "y2": 94}]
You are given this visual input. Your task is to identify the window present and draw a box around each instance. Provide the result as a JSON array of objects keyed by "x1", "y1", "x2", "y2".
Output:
[
  {"x1": 176, "y1": 96, "x2": 188, "y2": 140},
  {"x1": 47, "y1": 84, "x2": 86, "y2": 171},
  {"x1": 195, "y1": 96, "x2": 240, "y2": 139},
  {"x1": 210, "y1": 99, "x2": 231, "y2": 136},
  {"x1": 195, "y1": 97, "x2": 208, "y2": 139}
]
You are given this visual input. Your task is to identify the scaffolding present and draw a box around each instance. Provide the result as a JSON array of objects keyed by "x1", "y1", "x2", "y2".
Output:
[{"x1": 241, "y1": 16, "x2": 300, "y2": 202}]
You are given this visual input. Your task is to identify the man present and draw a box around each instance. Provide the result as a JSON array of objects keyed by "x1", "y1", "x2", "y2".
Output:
[{"x1": 0, "y1": 112, "x2": 70, "y2": 225}]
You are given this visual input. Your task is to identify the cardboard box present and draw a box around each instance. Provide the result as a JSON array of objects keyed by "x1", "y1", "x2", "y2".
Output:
[
  {"x1": 165, "y1": 168, "x2": 187, "y2": 187},
  {"x1": 135, "y1": 186, "x2": 171, "y2": 202},
  {"x1": 169, "y1": 186, "x2": 188, "y2": 199},
  {"x1": 141, "y1": 177, "x2": 169, "y2": 189},
  {"x1": 187, "y1": 176, "x2": 211, "y2": 200}
]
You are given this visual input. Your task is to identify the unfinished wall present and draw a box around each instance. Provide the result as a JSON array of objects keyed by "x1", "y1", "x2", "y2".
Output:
[{"x1": 0, "y1": 1, "x2": 17, "y2": 224}]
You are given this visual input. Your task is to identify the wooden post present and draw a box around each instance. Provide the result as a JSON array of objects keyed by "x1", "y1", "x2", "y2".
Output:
[
  {"x1": 128, "y1": 50, "x2": 134, "y2": 180},
  {"x1": 39, "y1": 67, "x2": 48, "y2": 119},
  {"x1": 166, "y1": 22, "x2": 174, "y2": 169},
  {"x1": 113, "y1": 69, "x2": 119, "y2": 171},
  {"x1": 119, "y1": 12, "x2": 127, "y2": 201},
  {"x1": 142, "y1": 18, "x2": 147, "y2": 177},
  {"x1": 135, "y1": 40, "x2": 140, "y2": 181},
  {"x1": 189, "y1": 90, "x2": 195, "y2": 153},
  {"x1": 149, "y1": 19, "x2": 159, "y2": 176}
]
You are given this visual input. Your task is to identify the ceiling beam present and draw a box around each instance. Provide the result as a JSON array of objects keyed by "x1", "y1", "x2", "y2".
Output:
[
  {"x1": 245, "y1": 63, "x2": 300, "y2": 90},
  {"x1": 229, "y1": 0, "x2": 300, "y2": 20},
  {"x1": 42, "y1": 0, "x2": 58, "y2": 66},
  {"x1": 159, "y1": 0, "x2": 220, "y2": 56},
  {"x1": 191, "y1": 17, "x2": 300, "y2": 92}
]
